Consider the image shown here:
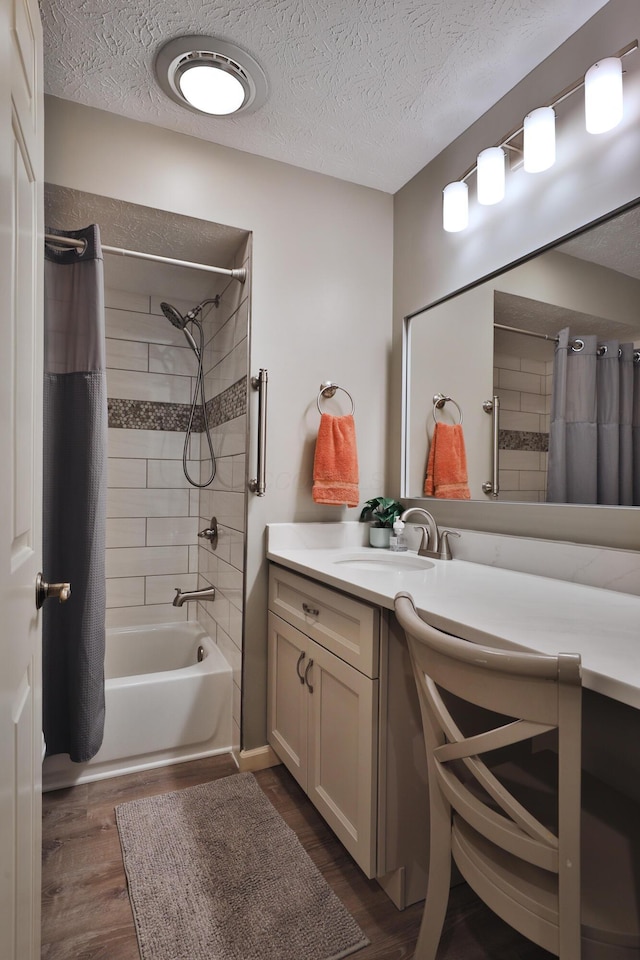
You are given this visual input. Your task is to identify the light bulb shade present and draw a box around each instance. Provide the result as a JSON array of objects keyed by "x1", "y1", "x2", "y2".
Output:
[
  {"x1": 442, "y1": 181, "x2": 469, "y2": 232},
  {"x1": 477, "y1": 147, "x2": 505, "y2": 205},
  {"x1": 585, "y1": 57, "x2": 623, "y2": 134},
  {"x1": 155, "y1": 36, "x2": 267, "y2": 117},
  {"x1": 523, "y1": 106, "x2": 556, "y2": 172},
  {"x1": 179, "y1": 64, "x2": 246, "y2": 115}
]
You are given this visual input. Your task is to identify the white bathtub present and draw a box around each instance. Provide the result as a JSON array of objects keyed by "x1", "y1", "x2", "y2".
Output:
[{"x1": 43, "y1": 621, "x2": 232, "y2": 791}]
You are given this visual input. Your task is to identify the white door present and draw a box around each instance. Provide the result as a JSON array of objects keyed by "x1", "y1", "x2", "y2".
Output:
[{"x1": 0, "y1": 0, "x2": 44, "y2": 958}]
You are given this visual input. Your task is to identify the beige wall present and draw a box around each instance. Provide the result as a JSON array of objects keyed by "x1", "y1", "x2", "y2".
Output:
[
  {"x1": 392, "y1": 0, "x2": 640, "y2": 548},
  {"x1": 44, "y1": 97, "x2": 394, "y2": 748}
]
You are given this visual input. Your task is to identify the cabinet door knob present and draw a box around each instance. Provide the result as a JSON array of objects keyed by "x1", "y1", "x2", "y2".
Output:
[
  {"x1": 304, "y1": 659, "x2": 314, "y2": 693},
  {"x1": 302, "y1": 602, "x2": 319, "y2": 617},
  {"x1": 35, "y1": 572, "x2": 71, "y2": 610},
  {"x1": 296, "y1": 651, "x2": 306, "y2": 684}
]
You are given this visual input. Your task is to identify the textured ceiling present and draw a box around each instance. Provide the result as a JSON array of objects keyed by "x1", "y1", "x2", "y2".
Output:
[
  {"x1": 40, "y1": 0, "x2": 610, "y2": 193},
  {"x1": 44, "y1": 184, "x2": 247, "y2": 263},
  {"x1": 44, "y1": 184, "x2": 249, "y2": 297}
]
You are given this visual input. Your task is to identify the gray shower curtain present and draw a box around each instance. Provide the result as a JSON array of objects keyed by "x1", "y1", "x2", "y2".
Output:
[
  {"x1": 43, "y1": 225, "x2": 107, "y2": 762},
  {"x1": 547, "y1": 327, "x2": 640, "y2": 505}
]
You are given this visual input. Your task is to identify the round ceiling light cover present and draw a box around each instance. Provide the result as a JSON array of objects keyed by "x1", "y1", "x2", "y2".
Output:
[{"x1": 155, "y1": 36, "x2": 267, "y2": 116}]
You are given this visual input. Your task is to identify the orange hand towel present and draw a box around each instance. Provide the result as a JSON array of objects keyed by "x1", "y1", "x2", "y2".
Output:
[
  {"x1": 424, "y1": 422, "x2": 471, "y2": 499},
  {"x1": 312, "y1": 413, "x2": 359, "y2": 506}
]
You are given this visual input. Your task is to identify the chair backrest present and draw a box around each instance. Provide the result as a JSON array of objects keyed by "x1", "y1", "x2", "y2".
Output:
[{"x1": 394, "y1": 591, "x2": 583, "y2": 958}]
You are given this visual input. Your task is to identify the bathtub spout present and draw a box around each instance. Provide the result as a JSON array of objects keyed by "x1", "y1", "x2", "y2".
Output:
[{"x1": 173, "y1": 586, "x2": 216, "y2": 607}]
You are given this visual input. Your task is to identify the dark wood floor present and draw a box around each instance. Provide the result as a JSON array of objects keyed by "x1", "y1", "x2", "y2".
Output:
[{"x1": 41, "y1": 755, "x2": 553, "y2": 959}]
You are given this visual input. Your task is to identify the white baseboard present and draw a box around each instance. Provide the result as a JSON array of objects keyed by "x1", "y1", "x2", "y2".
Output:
[{"x1": 235, "y1": 744, "x2": 281, "y2": 772}]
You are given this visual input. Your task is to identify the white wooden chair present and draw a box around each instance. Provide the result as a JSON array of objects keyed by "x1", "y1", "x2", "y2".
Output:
[{"x1": 394, "y1": 591, "x2": 640, "y2": 960}]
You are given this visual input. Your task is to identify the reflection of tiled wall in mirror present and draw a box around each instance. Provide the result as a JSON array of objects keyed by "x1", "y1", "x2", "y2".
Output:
[{"x1": 493, "y1": 353, "x2": 553, "y2": 502}]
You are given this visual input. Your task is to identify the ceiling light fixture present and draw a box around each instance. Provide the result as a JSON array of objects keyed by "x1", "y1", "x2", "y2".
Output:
[
  {"x1": 155, "y1": 36, "x2": 267, "y2": 117},
  {"x1": 442, "y1": 39, "x2": 636, "y2": 232}
]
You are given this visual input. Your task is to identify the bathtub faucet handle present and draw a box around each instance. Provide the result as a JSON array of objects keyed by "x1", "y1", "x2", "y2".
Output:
[{"x1": 198, "y1": 516, "x2": 218, "y2": 549}]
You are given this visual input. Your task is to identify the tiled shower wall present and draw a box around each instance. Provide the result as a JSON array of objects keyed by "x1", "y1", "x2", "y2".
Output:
[
  {"x1": 105, "y1": 238, "x2": 250, "y2": 752},
  {"x1": 494, "y1": 351, "x2": 553, "y2": 503},
  {"x1": 195, "y1": 238, "x2": 250, "y2": 753},
  {"x1": 105, "y1": 291, "x2": 208, "y2": 627}
]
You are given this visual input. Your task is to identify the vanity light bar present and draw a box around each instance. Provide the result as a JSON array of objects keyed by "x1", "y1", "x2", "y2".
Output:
[{"x1": 442, "y1": 40, "x2": 638, "y2": 233}]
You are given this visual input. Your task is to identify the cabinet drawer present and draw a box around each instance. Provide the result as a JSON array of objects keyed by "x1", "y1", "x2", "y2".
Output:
[{"x1": 268, "y1": 565, "x2": 379, "y2": 678}]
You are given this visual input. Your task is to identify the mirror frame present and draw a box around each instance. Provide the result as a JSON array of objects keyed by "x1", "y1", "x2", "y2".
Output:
[{"x1": 400, "y1": 198, "x2": 640, "y2": 552}]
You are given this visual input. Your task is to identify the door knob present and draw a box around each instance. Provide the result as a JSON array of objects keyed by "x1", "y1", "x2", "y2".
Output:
[{"x1": 35, "y1": 572, "x2": 71, "y2": 610}]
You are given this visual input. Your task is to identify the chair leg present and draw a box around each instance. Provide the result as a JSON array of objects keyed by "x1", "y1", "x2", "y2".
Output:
[{"x1": 413, "y1": 802, "x2": 452, "y2": 959}]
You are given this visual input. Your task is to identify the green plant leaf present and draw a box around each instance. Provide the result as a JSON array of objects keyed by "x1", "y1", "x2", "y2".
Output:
[{"x1": 359, "y1": 497, "x2": 405, "y2": 527}]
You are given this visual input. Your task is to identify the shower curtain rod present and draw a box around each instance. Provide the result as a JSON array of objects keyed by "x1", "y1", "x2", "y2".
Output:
[
  {"x1": 44, "y1": 232, "x2": 246, "y2": 282},
  {"x1": 494, "y1": 321, "x2": 640, "y2": 361},
  {"x1": 494, "y1": 322, "x2": 561, "y2": 344}
]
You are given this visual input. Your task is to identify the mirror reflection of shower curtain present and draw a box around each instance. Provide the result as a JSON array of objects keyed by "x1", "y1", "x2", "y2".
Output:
[
  {"x1": 43, "y1": 225, "x2": 107, "y2": 762},
  {"x1": 547, "y1": 327, "x2": 639, "y2": 505}
]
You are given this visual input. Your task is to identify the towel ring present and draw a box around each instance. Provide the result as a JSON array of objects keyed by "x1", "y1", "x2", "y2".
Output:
[
  {"x1": 432, "y1": 393, "x2": 463, "y2": 425},
  {"x1": 317, "y1": 382, "x2": 355, "y2": 416}
]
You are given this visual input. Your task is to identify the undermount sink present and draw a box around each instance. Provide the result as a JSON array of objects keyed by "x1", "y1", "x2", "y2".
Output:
[{"x1": 333, "y1": 553, "x2": 434, "y2": 573}]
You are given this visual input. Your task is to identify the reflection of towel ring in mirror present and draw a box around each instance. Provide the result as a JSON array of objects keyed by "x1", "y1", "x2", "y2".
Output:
[
  {"x1": 317, "y1": 381, "x2": 355, "y2": 416},
  {"x1": 432, "y1": 393, "x2": 463, "y2": 425}
]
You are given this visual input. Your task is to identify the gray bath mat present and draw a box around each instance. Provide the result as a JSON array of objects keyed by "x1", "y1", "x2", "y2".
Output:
[{"x1": 115, "y1": 771, "x2": 369, "y2": 960}]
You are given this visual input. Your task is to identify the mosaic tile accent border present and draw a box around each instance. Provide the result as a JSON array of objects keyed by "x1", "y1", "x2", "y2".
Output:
[
  {"x1": 499, "y1": 429, "x2": 549, "y2": 452},
  {"x1": 109, "y1": 377, "x2": 247, "y2": 432},
  {"x1": 205, "y1": 377, "x2": 247, "y2": 429}
]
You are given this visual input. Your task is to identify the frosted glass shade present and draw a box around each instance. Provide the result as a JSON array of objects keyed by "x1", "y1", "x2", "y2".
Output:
[
  {"x1": 179, "y1": 65, "x2": 246, "y2": 115},
  {"x1": 585, "y1": 57, "x2": 623, "y2": 134},
  {"x1": 477, "y1": 147, "x2": 505, "y2": 205},
  {"x1": 442, "y1": 181, "x2": 469, "y2": 232},
  {"x1": 523, "y1": 106, "x2": 556, "y2": 172}
]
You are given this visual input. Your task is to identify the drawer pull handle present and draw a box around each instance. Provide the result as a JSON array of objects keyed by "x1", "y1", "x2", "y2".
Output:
[
  {"x1": 296, "y1": 651, "x2": 306, "y2": 684},
  {"x1": 302, "y1": 602, "x2": 319, "y2": 617},
  {"x1": 304, "y1": 659, "x2": 314, "y2": 693}
]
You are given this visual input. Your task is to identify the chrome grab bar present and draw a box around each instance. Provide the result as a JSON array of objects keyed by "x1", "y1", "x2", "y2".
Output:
[
  {"x1": 249, "y1": 369, "x2": 268, "y2": 496},
  {"x1": 482, "y1": 395, "x2": 500, "y2": 498}
]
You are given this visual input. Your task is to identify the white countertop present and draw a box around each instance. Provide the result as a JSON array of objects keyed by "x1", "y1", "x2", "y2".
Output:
[{"x1": 266, "y1": 525, "x2": 640, "y2": 710}]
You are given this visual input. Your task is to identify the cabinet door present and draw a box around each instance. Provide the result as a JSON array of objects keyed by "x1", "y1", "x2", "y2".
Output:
[
  {"x1": 267, "y1": 613, "x2": 308, "y2": 789},
  {"x1": 307, "y1": 638, "x2": 378, "y2": 878}
]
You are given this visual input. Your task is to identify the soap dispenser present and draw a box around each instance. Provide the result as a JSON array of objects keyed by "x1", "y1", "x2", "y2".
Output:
[{"x1": 389, "y1": 519, "x2": 408, "y2": 552}]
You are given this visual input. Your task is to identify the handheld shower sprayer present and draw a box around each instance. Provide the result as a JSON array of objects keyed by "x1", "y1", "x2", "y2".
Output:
[
  {"x1": 160, "y1": 297, "x2": 220, "y2": 357},
  {"x1": 159, "y1": 297, "x2": 221, "y2": 488}
]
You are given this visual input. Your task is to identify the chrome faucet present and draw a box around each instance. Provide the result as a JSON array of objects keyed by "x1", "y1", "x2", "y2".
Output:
[
  {"x1": 172, "y1": 585, "x2": 216, "y2": 607},
  {"x1": 400, "y1": 508, "x2": 460, "y2": 560}
]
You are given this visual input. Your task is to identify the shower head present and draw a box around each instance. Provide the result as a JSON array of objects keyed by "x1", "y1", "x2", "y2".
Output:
[
  {"x1": 161, "y1": 297, "x2": 220, "y2": 326},
  {"x1": 160, "y1": 300, "x2": 201, "y2": 357},
  {"x1": 160, "y1": 301, "x2": 188, "y2": 330}
]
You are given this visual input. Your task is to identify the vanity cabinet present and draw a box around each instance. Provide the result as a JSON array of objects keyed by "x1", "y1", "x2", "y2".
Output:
[
  {"x1": 267, "y1": 566, "x2": 379, "y2": 877},
  {"x1": 267, "y1": 564, "x2": 429, "y2": 908}
]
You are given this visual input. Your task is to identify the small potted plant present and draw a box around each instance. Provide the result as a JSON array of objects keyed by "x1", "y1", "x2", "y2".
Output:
[{"x1": 359, "y1": 497, "x2": 405, "y2": 548}]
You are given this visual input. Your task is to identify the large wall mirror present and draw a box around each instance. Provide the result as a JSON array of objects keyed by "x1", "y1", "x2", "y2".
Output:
[{"x1": 402, "y1": 199, "x2": 640, "y2": 546}]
